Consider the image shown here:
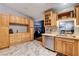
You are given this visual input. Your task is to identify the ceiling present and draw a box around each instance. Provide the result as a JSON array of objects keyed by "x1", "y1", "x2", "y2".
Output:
[{"x1": 1, "y1": 3, "x2": 79, "y2": 20}]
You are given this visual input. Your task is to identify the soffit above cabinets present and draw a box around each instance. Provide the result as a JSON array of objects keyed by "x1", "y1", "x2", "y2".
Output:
[{"x1": 0, "y1": 3, "x2": 79, "y2": 20}]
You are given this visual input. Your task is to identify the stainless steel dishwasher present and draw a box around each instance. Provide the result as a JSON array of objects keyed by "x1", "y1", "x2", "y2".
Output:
[{"x1": 44, "y1": 36, "x2": 55, "y2": 51}]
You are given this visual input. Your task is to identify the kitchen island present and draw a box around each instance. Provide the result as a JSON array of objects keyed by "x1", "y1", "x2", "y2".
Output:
[{"x1": 42, "y1": 33, "x2": 79, "y2": 56}]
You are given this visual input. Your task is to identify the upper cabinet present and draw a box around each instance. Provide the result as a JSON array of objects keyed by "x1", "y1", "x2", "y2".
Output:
[
  {"x1": 9, "y1": 15, "x2": 16, "y2": 23},
  {"x1": 9, "y1": 15, "x2": 29, "y2": 25},
  {"x1": 29, "y1": 19, "x2": 34, "y2": 27},
  {"x1": 0, "y1": 14, "x2": 9, "y2": 26},
  {"x1": 25, "y1": 18, "x2": 29, "y2": 25},
  {"x1": 44, "y1": 9, "x2": 57, "y2": 27},
  {"x1": 58, "y1": 11, "x2": 75, "y2": 19},
  {"x1": 75, "y1": 6, "x2": 79, "y2": 25}
]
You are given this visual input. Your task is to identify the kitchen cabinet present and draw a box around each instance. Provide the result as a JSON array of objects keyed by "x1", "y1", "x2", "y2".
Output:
[
  {"x1": 55, "y1": 37, "x2": 63, "y2": 53},
  {"x1": 10, "y1": 32, "x2": 31, "y2": 45},
  {"x1": 10, "y1": 34, "x2": 15, "y2": 45},
  {"x1": 25, "y1": 33, "x2": 30, "y2": 41},
  {"x1": 55, "y1": 37, "x2": 78, "y2": 56},
  {"x1": 29, "y1": 19, "x2": 34, "y2": 27},
  {"x1": 29, "y1": 19, "x2": 34, "y2": 40},
  {"x1": 16, "y1": 33, "x2": 22, "y2": 43},
  {"x1": 44, "y1": 9, "x2": 57, "y2": 27},
  {"x1": 30, "y1": 28, "x2": 34, "y2": 34},
  {"x1": 18, "y1": 17, "x2": 23, "y2": 24},
  {"x1": 25, "y1": 18, "x2": 29, "y2": 25},
  {"x1": 30, "y1": 34, "x2": 34, "y2": 40},
  {"x1": 75, "y1": 6, "x2": 79, "y2": 25},
  {"x1": 62, "y1": 41, "x2": 74, "y2": 56},
  {"x1": 58, "y1": 11, "x2": 75, "y2": 19},
  {"x1": 21, "y1": 33, "x2": 26, "y2": 42},
  {"x1": 29, "y1": 28, "x2": 34, "y2": 40},
  {"x1": 0, "y1": 14, "x2": 9, "y2": 26},
  {"x1": 9, "y1": 15, "x2": 16, "y2": 23},
  {"x1": 0, "y1": 27, "x2": 9, "y2": 48},
  {"x1": 16, "y1": 16, "x2": 20, "y2": 24},
  {"x1": 20, "y1": 17, "x2": 25, "y2": 24}
]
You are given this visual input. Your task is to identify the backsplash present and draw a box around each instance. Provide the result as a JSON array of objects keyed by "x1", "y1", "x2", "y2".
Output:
[
  {"x1": 74, "y1": 26, "x2": 79, "y2": 35},
  {"x1": 45, "y1": 26, "x2": 79, "y2": 35},
  {"x1": 45, "y1": 26, "x2": 57, "y2": 33},
  {"x1": 9, "y1": 25, "x2": 28, "y2": 33}
]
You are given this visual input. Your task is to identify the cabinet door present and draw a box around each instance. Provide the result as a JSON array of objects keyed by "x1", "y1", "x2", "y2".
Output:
[
  {"x1": 30, "y1": 28, "x2": 34, "y2": 34},
  {"x1": 29, "y1": 19, "x2": 34, "y2": 27},
  {"x1": 51, "y1": 13, "x2": 57, "y2": 26},
  {"x1": 21, "y1": 17, "x2": 25, "y2": 24},
  {"x1": 10, "y1": 34, "x2": 15, "y2": 45},
  {"x1": 2, "y1": 14, "x2": 9, "y2": 26},
  {"x1": 55, "y1": 37, "x2": 63, "y2": 53},
  {"x1": 0, "y1": 27, "x2": 9, "y2": 48},
  {"x1": 0, "y1": 14, "x2": 9, "y2": 26},
  {"x1": 21, "y1": 33, "x2": 26, "y2": 42},
  {"x1": 26, "y1": 33, "x2": 30, "y2": 41},
  {"x1": 25, "y1": 18, "x2": 29, "y2": 25},
  {"x1": 62, "y1": 41, "x2": 74, "y2": 56},
  {"x1": 29, "y1": 28, "x2": 34, "y2": 40},
  {"x1": 16, "y1": 16, "x2": 19, "y2": 24},
  {"x1": 76, "y1": 7, "x2": 79, "y2": 25},
  {"x1": 9, "y1": 15, "x2": 16, "y2": 23}
]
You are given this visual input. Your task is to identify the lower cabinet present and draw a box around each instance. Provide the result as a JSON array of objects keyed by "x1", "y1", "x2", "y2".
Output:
[
  {"x1": 62, "y1": 41, "x2": 74, "y2": 56},
  {"x1": 55, "y1": 37, "x2": 78, "y2": 56},
  {"x1": 10, "y1": 33, "x2": 31, "y2": 45},
  {"x1": 55, "y1": 37, "x2": 63, "y2": 53},
  {"x1": 0, "y1": 27, "x2": 9, "y2": 48}
]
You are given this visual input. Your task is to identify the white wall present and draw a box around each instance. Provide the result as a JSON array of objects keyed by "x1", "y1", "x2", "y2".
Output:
[
  {"x1": 0, "y1": 4, "x2": 27, "y2": 17},
  {"x1": 9, "y1": 25, "x2": 28, "y2": 33}
]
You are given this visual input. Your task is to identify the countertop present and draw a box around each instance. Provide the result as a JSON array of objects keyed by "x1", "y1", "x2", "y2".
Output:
[{"x1": 42, "y1": 33, "x2": 79, "y2": 40}]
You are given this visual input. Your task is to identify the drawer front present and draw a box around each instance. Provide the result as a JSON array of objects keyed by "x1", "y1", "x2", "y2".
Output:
[{"x1": 63, "y1": 38, "x2": 74, "y2": 43}]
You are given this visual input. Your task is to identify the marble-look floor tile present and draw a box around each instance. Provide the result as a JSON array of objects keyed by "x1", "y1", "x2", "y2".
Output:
[{"x1": 0, "y1": 40, "x2": 57, "y2": 56}]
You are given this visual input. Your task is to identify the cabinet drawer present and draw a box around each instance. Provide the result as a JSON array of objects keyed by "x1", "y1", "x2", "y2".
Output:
[{"x1": 63, "y1": 38, "x2": 74, "y2": 43}]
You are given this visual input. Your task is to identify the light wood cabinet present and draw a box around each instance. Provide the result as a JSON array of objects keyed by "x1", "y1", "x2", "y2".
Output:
[
  {"x1": 62, "y1": 41, "x2": 74, "y2": 56},
  {"x1": 55, "y1": 37, "x2": 78, "y2": 56},
  {"x1": 10, "y1": 34, "x2": 15, "y2": 45},
  {"x1": 9, "y1": 15, "x2": 16, "y2": 23},
  {"x1": 29, "y1": 19, "x2": 34, "y2": 27},
  {"x1": 0, "y1": 27, "x2": 9, "y2": 48},
  {"x1": 44, "y1": 10, "x2": 57, "y2": 27},
  {"x1": 0, "y1": 14, "x2": 9, "y2": 26},
  {"x1": 21, "y1": 33, "x2": 26, "y2": 42},
  {"x1": 29, "y1": 28, "x2": 34, "y2": 40},
  {"x1": 75, "y1": 6, "x2": 79, "y2": 25},
  {"x1": 10, "y1": 32, "x2": 31, "y2": 45},
  {"x1": 29, "y1": 19, "x2": 34, "y2": 40},
  {"x1": 25, "y1": 33, "x2": 30, "y2": 41},
  {"x1": 55, "y1": 37, "x2": 63, "y2": 53},
  {"x1": 25, "y1": 18, "x2": 29, "y2": 25},
  {"x1": 20, "y1": 17, "x2": 25, "y2": 24},
  {"x1": 16, "y1": 16, "x2": 20, "y2": 24}
]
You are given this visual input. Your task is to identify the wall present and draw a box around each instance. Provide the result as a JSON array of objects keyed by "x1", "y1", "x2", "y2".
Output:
[
  {"x1": 9, "y1": 25, "x2": 28, "y2": 33},
  {"x1": 0, "y1": 4, "x2": 27, "y2": 17}
]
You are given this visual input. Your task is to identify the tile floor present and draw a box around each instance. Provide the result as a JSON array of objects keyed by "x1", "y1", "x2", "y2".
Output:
[{"x1": 0, "y1": 40, "x2": 57, "y2": 56}]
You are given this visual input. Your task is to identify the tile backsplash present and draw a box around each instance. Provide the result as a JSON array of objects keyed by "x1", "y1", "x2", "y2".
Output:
[
  {"x1": 74, "y1": 26, "x2": 79, "y2": 35},
  {"x1": 45, "y1": 26, "x2": 79, "y2": 35}
]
